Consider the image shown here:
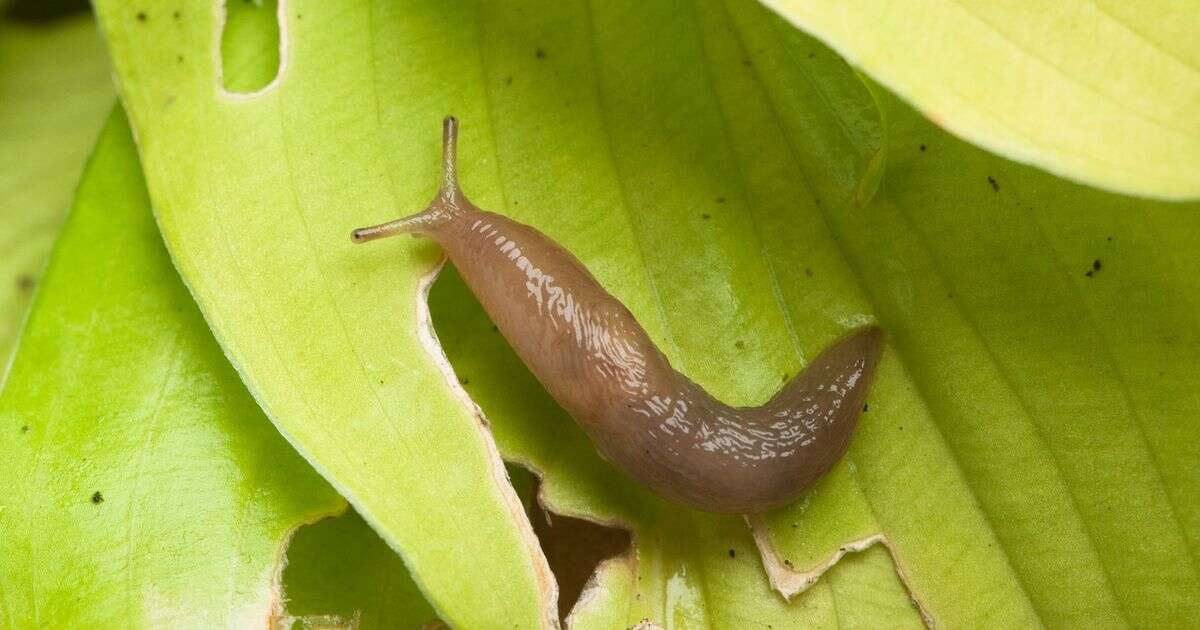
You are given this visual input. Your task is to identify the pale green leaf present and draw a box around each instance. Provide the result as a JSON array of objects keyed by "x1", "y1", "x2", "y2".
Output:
[
  {"x1": 0, "y1": 110, "x2": 344, "y2": 627},
  {"x1": 0, "y1": 14, "x2": 112, "y2": 358},
  {"x1": 428, "y1": 1, "x2": 1200, "y2": 625},
  {"x1": 759, "y1": 0, "x2": 1200, "y2": 200}
]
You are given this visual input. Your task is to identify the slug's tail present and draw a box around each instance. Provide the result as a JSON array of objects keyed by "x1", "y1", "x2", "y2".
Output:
[
  {"x1": 764, "y1": 325, "x2": 882, "y2": 481},
  {"x1": 351, "y1": 116, "x2": 467, "y2": 244},
  {"x1": 768, "y1": 326, "x2": 883, "y2": 410}
]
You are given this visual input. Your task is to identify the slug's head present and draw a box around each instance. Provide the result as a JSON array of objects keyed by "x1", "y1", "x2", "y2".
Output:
[{"x1": 351, "y1": 116, "x2": 470, "y2": 243}]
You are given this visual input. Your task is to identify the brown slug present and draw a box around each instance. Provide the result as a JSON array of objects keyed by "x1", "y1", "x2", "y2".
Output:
[{"x1": 353, "y1": 117, "x2": 883, "y2": 514}]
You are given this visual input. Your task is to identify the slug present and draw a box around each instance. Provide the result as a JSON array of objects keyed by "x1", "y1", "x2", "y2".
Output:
[{"x1": 353, "y1": 117, "x2": 883, "y2": 514}]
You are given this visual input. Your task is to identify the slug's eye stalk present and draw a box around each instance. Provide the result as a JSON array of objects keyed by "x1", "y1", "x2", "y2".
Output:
[
  {"x1": 350, "y1": 116, "x2": 465, "y2": 244},
  {"x1": 440, "y1": 116, "x2": 461, "y2": 204}
]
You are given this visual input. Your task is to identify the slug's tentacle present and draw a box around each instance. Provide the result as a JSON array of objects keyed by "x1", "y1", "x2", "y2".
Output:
[
  {"x1": 352, "y1": 117, "x2": 883, "y2": 514},
  {"x1": 438, "y1": 115, "x2": 462, "y2": 204},
  {"x1": 350, "y1": 117, "x2": 464, "y2": 244}
]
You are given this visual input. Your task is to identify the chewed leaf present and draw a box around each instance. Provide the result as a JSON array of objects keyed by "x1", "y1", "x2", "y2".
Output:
[
  {"x1": 92, "y1": 0, "x2": 557, "y2": 626},
  {"x1": 90, "y1": 0, "x2": 1200, "y2": 626},
  {"x1": 282, "y1": 508, "x2": 440, "y2": 628}
]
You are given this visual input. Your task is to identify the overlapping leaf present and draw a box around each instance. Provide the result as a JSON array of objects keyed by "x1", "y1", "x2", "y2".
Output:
[
  {"x1": 0, "y1": 15, "x2": 112, "y2": 358},
  {"x1": 760, "y1": 0, "x2": 1200, "y2": 200}
]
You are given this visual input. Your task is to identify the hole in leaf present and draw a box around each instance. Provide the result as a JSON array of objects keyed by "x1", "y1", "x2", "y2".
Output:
[
  {"x1": 220, "y1": 0, "x2": 281, "y2": 93},
  {"x1": 280, "y1": 508, "x2": 441, "y2": 628},
  {"x1": 280, "y1": 262, "x2": 635, "y2": 624},
  {"x1": 508, "y1": 466, "x2": 632, "y2": 621},
  {"x1": 4, "y1": 0, "x2": 89, "y2": 22},
  {"x1": 280, "y1": 478, "x2": 631, "y2": 626},
  {"x1": 429, "y1": 265, "x2": 634, "y2": 622}
]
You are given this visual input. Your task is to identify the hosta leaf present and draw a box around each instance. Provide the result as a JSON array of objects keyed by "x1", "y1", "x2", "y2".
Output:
[
  {"x1": 0, "y1": 14, "x2": 112, "y2": 358},
  {"x1": 759, "y1": 0, "x2": 1200, "y2": 200},
  {"x1": 820, "y1": 82, "x2": 1200, "y2": 626},
  {"x1": 90, "y1": 0, "x2": 1200, "y2": 627},
  {"x1": 91, "y1": 0, "x2": 557, "y2": 626},
  {"x1": 428, "y1": 2, "x2": 1200, "y2": 626},
  {"x1": 0, "y1": 110, "x2": 343, "y2": 627}
]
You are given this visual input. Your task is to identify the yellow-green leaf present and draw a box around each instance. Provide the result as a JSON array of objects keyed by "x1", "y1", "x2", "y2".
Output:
[
  {"x1": 759, "y1": 0, "x2": 1200, "y2": 200},
  {"x1": 92, "y1": 0, "x2": 558, "y2": 626}
]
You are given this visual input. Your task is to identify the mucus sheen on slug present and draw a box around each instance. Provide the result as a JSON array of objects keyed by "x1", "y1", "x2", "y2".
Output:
[{"x1": 352, "y1": 117, "x2": 883, "y2": 514}]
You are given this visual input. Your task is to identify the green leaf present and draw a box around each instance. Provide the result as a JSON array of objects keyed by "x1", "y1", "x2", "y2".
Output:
[
  {"x1": 758, "y1": 0, "x2": 1200, "y2": 201},
  {"x1": 0, "y1": 14, "x2": 113, "y2": 358},
  {"x1": 91, "y1": 0, "x2": 1199, "y2": 626},
  {"x1": 433, "y1": 14, "x2": 1200, "y2": 625},
  {"x1": 0, "y1": 110, "x2": 344, "y2": 626},
  {"x1": 815, "y1": 82, "x2": 1200, "y2": 626},
  {"x1": 92, "y1": 1, "x2": 557, "y2": 626}
]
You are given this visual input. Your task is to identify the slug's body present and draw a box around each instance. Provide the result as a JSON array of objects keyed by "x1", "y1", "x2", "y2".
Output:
[{"x1": 354, "y1": 118, "x2": 883, "y2": 514}]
